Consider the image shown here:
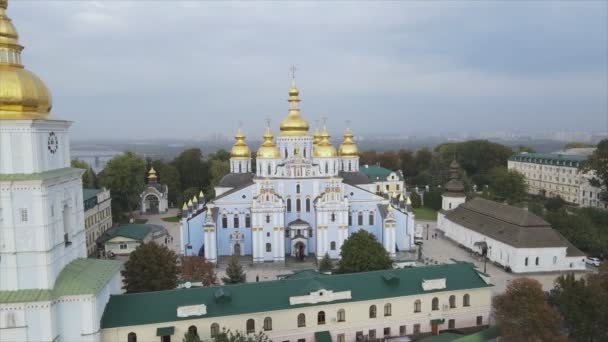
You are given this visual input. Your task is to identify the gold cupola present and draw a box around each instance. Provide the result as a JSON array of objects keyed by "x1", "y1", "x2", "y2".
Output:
[
  {"x1": 313, "y1": 126, "x2": 321, "y2": 145},
  {"x1": 148, "y1": 166, "x2": 157, "y2": 183},
  {"x1": 313, "y1": 127, "x2": 337, "y2": 158},
  {"x1": 279, "y1": 81, "x2": 309, "y2": 136},
  {"x1": 230, "y1": 129, "x2": 251, "y2": 159},
  {"x1": 0, "y1": 0, "x2": 52, "y2": 120},
  {"x1": 338, "y1": 128, "x2": 359, "y2": 157},
  {"x1": 256, "y1": 125, "x2": 280, "y2": 159}
]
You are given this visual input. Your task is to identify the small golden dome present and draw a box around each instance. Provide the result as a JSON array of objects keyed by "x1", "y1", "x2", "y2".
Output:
[
  {"x1": 148, "y1": 166, "x2": 157, "y2": 179},
  {"x1": 313, "y1": 127, "x2": 321, "y2": 145},
  {"x1": 338, "y1": 128, "x2": 359, "y2": 157},
  {"x1": 313, "y1": 127, "x2": 337, "y2": 158},
  {"x1": 0, "y1": 1, "x2": 52, "y2": 120},
  {"x1": 256, "y1": 126, "x2": 280, "y2": 159},
  {"x1": 280, "y1": 81, "x2": 309, "y2": 136},
  {"x1": 230, "y1": 130, "x2": 251, "y2": 159}
]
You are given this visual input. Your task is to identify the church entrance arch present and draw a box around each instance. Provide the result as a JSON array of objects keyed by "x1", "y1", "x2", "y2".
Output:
[
  {"x1": 144, "y1": 194, "x2": 160, "y2": 214},
  {"x1": 234, "y1": 243, "x2": 241, "y2": 256}
]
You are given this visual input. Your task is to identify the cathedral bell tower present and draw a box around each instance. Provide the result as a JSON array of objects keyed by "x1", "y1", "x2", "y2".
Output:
[{"x1": 229, "y1": 129, "x2": 252, "y2": 173}]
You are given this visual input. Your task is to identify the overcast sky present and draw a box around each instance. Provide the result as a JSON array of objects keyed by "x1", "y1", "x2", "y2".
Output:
[{"x1": 9, "y1": 0, "x2": 608, "y2": 140}]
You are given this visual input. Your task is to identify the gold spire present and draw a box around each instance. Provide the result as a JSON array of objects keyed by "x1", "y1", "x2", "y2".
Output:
[
  {"x1": 182, "y1": 203, "x2": 188, "y2": 210},
  {"x1": 148, "y1": 167, "x2": 157, "y2": 182},
  {"x1": 399, "y1": 193, "x2": 405, "y2": 202},
  {"x1": 338, "y1": 128, "x2": 359, "y2": 157},
  {"x1": 230, "y1": 129, "x2": 251, "y2": 159},
  {"x1": 313, "y1": 126, "x2": 321, "y2": 145},
  {"x1": 199, "y1": 190, "x2": 204, "y2": 198},
  {"x1": 313, "y1": 126, "x2": 337, "y2": 158},
  {"x1": 256, "y1": 125, "x2": 280, "y2": 159},
  {"x1": 188, "y1": 199, "x2": 193, "y2": 207},
  {"x1": 279, "y1": 80, "x2": 309, "y2": 136},
  {"x1": 192, "y1": 195, "x2": 198, "y2": 204},
  {"x1": 0, "y1": 0, "x2": 52, "y2": 120}
]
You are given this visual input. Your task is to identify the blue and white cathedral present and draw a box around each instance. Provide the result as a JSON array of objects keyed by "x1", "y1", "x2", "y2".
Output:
[{"x1": 180, "y1": 81, "x2": 416, "y2": 263}]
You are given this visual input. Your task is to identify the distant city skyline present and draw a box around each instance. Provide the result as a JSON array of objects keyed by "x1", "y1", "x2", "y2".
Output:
[{"x1": 11, "y1": 1, "x2": 608, "y2": 139}]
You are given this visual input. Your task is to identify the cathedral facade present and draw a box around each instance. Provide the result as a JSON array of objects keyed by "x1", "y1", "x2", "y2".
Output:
[{"x1": 180, "y1": 82, "x2": 416, "y2": 263}]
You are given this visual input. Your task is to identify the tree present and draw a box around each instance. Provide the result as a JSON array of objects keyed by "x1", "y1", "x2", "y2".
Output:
[
  {"x1": 359, "y1": 150, "x2": 378, "y2": 166},
  {"x1": 493, "y1": 278, "x2": 566, "y2": 341},
  {"x1": 527, "y1": 200, "x2": 544, "y2": 216},
  {"x1": 414, "y1": 148, "x2": 433, "y2": 173},
  {"x1": 487, "y1": 167, "x2": 527, "y2": 205},
  {"x1": 208, "y1": 149, "x2": 231, "y2": 162},
  {"x1": 150, "y1": 160, "x2": 180, "y2": 207},
  {"x1": 409, "y1": 192, "x2": 422, "y2": 208},
  {"x1": 172, "y1": 148, "x2": 208, "y2": 192},
  {"x1": 338, "y1": 230, "x2": 392, "y2": 273},
  {"x1": 209, "y1": 159, "x2": 230, "y2": 188},
  {"x1": 580, "y1": 139, "x2": 608, "y2": 190},
  {"x1": 180, "y1": 256, "x2": 218, "y2": 286},
  {"x1": 71, "y1": 159, "x2": 97, "y2": 188},
  {"x1": 545, "y1": 196, "x2": 565, "y2": 211},
  {"x1": 318, "y1": 253, "x2": 333, "y2": 272},
  {"x1": 98, "y1": 151, "x2": 146, "y2": 220},
  {"x1": 517, "y1": 145, "x2": 537, "y2": 153},
  {"x1": 122, "y1": 242, "x2": 178, "y2": 293},
  {"x1": 398, "y1": 149, "x2": 417, "y2": 178},
  {"x1": 222, "y1": 255, "x2": 246, "y2": 284},
  {"x1": 183, "y1": 331, "x2": 202, "y2": 342},
  {"x1": 378, "y1": 151, "x2": 401, "y2": 171},
  {"x1": 565, "y1": 141, "x2": 595, "y2": 149},
  {"x1": 212, "y1": 328, "x2": 271, "y2": 342},
  {"x1": 424, "y1": 186, "x2": 443, "y2": 211}
]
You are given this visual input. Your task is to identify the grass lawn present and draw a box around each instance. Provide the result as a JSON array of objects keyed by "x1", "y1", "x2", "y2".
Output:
[
  {"x1": 133, "y1": 218, "x2": 148, "y2": 224},
  {"x1": 413, "y1": 207, "x2": 438, "y2": 221},
  {"x1": 161, "y1": 216, "x2": 181, "y2": 222}
]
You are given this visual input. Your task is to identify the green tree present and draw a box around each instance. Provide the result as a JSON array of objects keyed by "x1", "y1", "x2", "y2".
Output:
[
  {"x1": 359, "y1": 150, "x2": 378, "y2": 166},
  {"x1": 172, "y1": 148, "x2": 208, "y2": 192},
  {"x1": 409, "y1": 192, "x2": 422, "y2": 208},
  {"x1": 182, "y1": 187, "x2": 201, "y2": 207},
  {"x1": 183, "y1": 331, "x2": 201, "y2": 342},
  {"x1": 565, "y1": 141, "x2": 595, "y2": 149},
  {"x1": 71, "y1": 159, "x2": 97, "y2": 188},
  {"x1": 580, "y1": 139, "x2": 608, "y2": 190},
  {"x1": 209, "y1": 159, "x2": 230, "y2": 188},
  {"x1": 398, "y1": 149, "x2": 418, "y2": 178},
  {"x1": 378, "y1": 151, "x2": 401, "y2": 171},
  {"x1": 180, "y1": 256, "x2": 218, "y2": 286},
  {"x1": 493, "y1": 278, "x2": 566, "y2": 341},
  {"x1": 318, "y1": 253, "x2": 333, "y2": 272},
  {"x1": 122, "y1": 242, "x2": 178, "y2": 293},
  {"x1": 517, "y1": 145, "x2": 537, "y2": 153},
  {"x1": 527, "y1": 200, "x2": 544, "y2": 216},
  {"x1": 98, "y1": 151, "x2": 146, "y2": 220},
  {"x1": 424, "y1": 186, "x2": 444, "y2": 211},
  {"x1": 212, "y1": 328, "x2": 271, "y2": 342},
  {"x1": 208, "y1": 149, "x2": 231, "y2": 162},
  {"x1": 222, "y1": 255, "x2": 246, "y2": 284},
  {"x1": 487, "y1": 167, "x2": 527, "y2": 205},
  {"x1": 150, "y1": 160, "x2": 180, "y2": 207},
  {"x1": 414, "y1": 148, "x2": 433, "y2": 173},
  {"x1": 338, "y1": 230, "x2": 392, "y2": 273},
  {"x1": 545, "y1": 196, "x2": 565, "y2": 211}
]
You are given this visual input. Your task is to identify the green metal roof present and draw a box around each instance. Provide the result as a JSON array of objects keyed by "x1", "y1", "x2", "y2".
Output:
[
  {"x1": 453, "y1": 326, "x2": 500, "y2": 342},
  {"x1": 315, "y1": 331, "x2": 333, "y2": 342},
  {"x1": 83, "y1": 188, "x2": 102, "y2": 211},
  {"x1": 0, "y1": 167, "x2": 82, "y2": 182},
  {"x1": 97, "y1": 224, "x2": 157, "y2": 244},
  {"x1": 360, "y1": 165, "x2": 404, "y2": 181},
  {"x1": 418, "y1": 333, "x2": 464, "y2": 342},
  {"x1": 101, "y1": 263, "x2": 491, "y2": 329},
  {"x1": 0, "y1": 258, "x2": 121, "y2": 304},
  {"x1": 277, "y1": 269, "x2": 328, "y2": 280},
  {"x1": 509, "y1": 153, "x2": 586, "y2": 167}
]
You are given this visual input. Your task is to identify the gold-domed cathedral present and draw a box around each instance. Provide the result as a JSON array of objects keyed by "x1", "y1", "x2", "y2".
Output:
[
  {"x1": 180, "y1": 77, "x2": 416, "y2": 264},
  {"x1": 0, "y1": 1, "x2": 123, "y2": 341}
]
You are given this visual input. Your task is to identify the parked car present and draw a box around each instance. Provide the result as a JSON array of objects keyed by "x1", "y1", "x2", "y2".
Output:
[{"x1": 586, "y1": 257, "x2": 601, "y2": 267}]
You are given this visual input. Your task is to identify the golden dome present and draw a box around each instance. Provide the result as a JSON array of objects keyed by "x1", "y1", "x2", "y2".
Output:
[
  {"x1": 338, "y1": 128, "x2": 359, "y2": 157},
  {"x1": 0, "y1": 0, "x2": 52, "y2": 120},
  {"x1": 148, "y1": 166, "x2": 157, "y2": 179},
  {"x1": 279, "y1": 81, "x2": 309, "y2": 136},
  {"x1": 256, "y1": 126, "x2": 280, "y2": 159},
  {"x1": 313, "y1": 127, "x2": 337, "y2": 158},
  {"x1": 313, "y1": 127, "x2": 321, "y2": 145},
  {"x1": 230, "y1": 130, "x2": 251, "y2": 159}
]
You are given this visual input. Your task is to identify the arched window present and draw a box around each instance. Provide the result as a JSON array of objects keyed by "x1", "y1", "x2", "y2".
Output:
[
  {"x1": 325, "y1": 163, "x2": 329, "y2": 174},
  {"x1": 188, "y1": 326, "x2": 198, "y2": 336},
  {"x1": 296, "y1": 198, "x2": 301, "y2": 212},
  {"x1": 246, "y1": 319, "x2": 255, "y2": 333},
  {"x1": 263, "y1": 317, "x2": 272, "y2": 331},
  {"x1": 348, "y1": 213, "x2": 352, "y2": 226},
  {"x1": 266, "y1": 215, "x2": 271, "y2": 223},
  {"x1": 234, "y1": 215, "x2": 239, "y2": 228},
  {"x1": 127, "y1": 332, "x2": 137, "y2": 342},
  {"x1": 358, "y1": 212, "x2": 363, "y2": 226},
  {"x1": 535, "y1": 257, "x2": 539, "y2": 266},
  {"x1": 266, "y1": 243, "x2": 272, "y2": 252},
  {"x1": 414, "y1": 300, "x2": 421, "y2": 313},
  {"x1": 298, "y1": 313, "x2": 306, "y2": 327},
  {"x1": 330, "y1": 241, "x2": 336, "y2": 250},
  {"x1": 287, "y1": 198, "x2": 292, "y2": 212},
  {"x1": 369, "y1": 305, "x2": 377, "y2": 318},
  {"x1": 239, "y1": 163, "x2": 242, "y2": 173},
  {"x1": 525, "y1": 257, "x2": 529, "y2": 266},
  {"x1": 369, "y1": 212, "x2": 374, "y2": 225},
  {"x1": 245, "y1": 214, "x2": 251, "y2": 227},
  {"x1": 331, "y1": 213, "x2": 336, "y2": 222},
  {"x1": 463, "y1": 294, "x2": 470, "y2": 307},
  {"x1": 285, "y1": 148, "x2": 288, "y2": 158},
  {"x1": 222, "y1": 214, "x2": 228, "y2": 228},
  {"x1": 296, "y1": 184, "x2": 301, "y2": 194},
  {"x1": 306, "y1": 198, "x2": 311, "y2": 212},
  {"x1": 384, "y1": 303, "x2": 392, "y2": 316},
  {"x1": 267, "y1": 164, "x2": 271, "y2": 176},
  {"x1": 432, "y1": 297, "x2": 439, "y2": 311},
  {"x1": 303, "y1": 148, "x2": 307, "y2": 158},
  {"x1": 318, "y1": 311, "x2": 326, "y2": 325},
  {"x1": 211, "y1": 323, "x2": 220, "y2": 337},
  {"x1": 449, "y1": 295, "x2": 456, "y2": 308},
  {"x1": 337, "y1": 309, "x2": 345, "y2": 322},
  {"x1": 449, "y1": 202, "x2": 452, "y2": 209}
]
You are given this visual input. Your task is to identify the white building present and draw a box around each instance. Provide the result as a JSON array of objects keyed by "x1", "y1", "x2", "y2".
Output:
[
  {"x1": 101, "y1": 262, "x2": 493, "y2": 342},
  {"x1": 83, "y1": 188, "x2": 113, "y2": 256},
  {"x1": 98, "y1": 224, "x2": 168, "y2": 256},
  {"x1": 140, "y1": 167, "x2": 169, "y2": 214},
  {"x1": 0, "y1": 1, "x2": 123, "y2": 340}
]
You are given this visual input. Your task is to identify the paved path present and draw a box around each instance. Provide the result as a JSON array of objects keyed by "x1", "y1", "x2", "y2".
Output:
[{"x1": 134, "y1": 208, "x2": 182, "y2": 253}]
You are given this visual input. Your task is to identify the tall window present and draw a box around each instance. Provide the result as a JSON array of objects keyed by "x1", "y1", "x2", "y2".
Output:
[
  {"x1": 267, "y1": 164, "x2": 271, "y2": 176},
  {"x1": 535, "y1": 257, "x2": 540, "y2": 266},
  {"x1": 264, "y1": 317, "x2": 272, "y2": 331},
  {"x1": 463, "y1": 294, "x2": 470, "y2": 307},
  {"x1": 222, "y1": 214, "x2": 228, "y2": 228},
  {"x1": 306, "y1": 198, "x2": 311, "y2": 212},
  {"x1": 432, "y1": 297, "x2": 439, "y2": 310},
  {"x1": 369, "y1": 212, "x2": 374, "y2": 225},
  {"x1": 297, "y1": 313, "x2": 306, "y2": 327},
  {"x1": 245, "y1": 214, "x2": 251, "y2": 227},
  {"x1": 234, "y1": 215, "x2": 239, "y2": 228},
  {"x1": 127, "y1": 333, "x2": 137, "y2": 342},
  {"x1": 331, "y1": 213, "x2": 336, "y2": 222},
  {"x1": 337, "y1": 309, "x2": 345, "y2": 322},
  {"x1": 318, "y1": 311, "x2": 326, "y2": 325},
  {"x1": 384, "y1": 303, "x2": 392, "y2": 316},
  {"x1": 325, "y1": 163, "x2": 329, "y2": 174},
  {"x1": 449, "y1": 295, "x2": 456, "y2": 308},
  {"x1": 369, "y1": 305, "x2": 377, "y2": 318},
  {"x1": 448, "y1": 319, "x2": 455, "y2": 329},
  {"x1": 266, "y1": 243, "x2": 272, "y2": 252},
  {"x1": 330, "y1": 241, "x2": 336, "y2": 250},
  {"x1": 348, "y1": 213, "x2": 352, "y2": 226},
  {"x1": 525, "y1": 257, "x2": 529, "y2": 266},
  {"x1": 287, "y1": 198, "x2": 292, "y2": 212},
  {"x1": 296, "y1": 198, "x2": 301, "y2": 212},
  {"x1": 188, "y1": 326, "x2": 198, "y2": 337},
  {"x1": 414, "y1": 300, "x2": 421, "y2": 313},
  {"x1": 476, "y1": 316, "x2": 483, "y2": 326},
  {"x1": 211, "y1": 323, "x2": 219, "y2": 337},
  {"x1": 358, "y1": 212, "x2": 363, "y2": 226},
  {"x1": 266, "y1": 215, "x2": 271, "y2": 223},
  {"x1": 246, "y1": 319, "x2": 255, "y2": 333},
  {"x1": 296, "y1": 184, "x2": 301, "y2": 194}
]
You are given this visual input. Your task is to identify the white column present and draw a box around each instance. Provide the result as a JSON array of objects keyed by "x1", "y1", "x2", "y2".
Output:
[
  {"x1": 209, "y1": 228, "x2": 217, "y2": 263},
  {"x1": 279, "y1": 214, "x2": 285, "y2": 260},
  {"x1": 204, "y1": 229, "x2": 210, "y2": 260}
]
